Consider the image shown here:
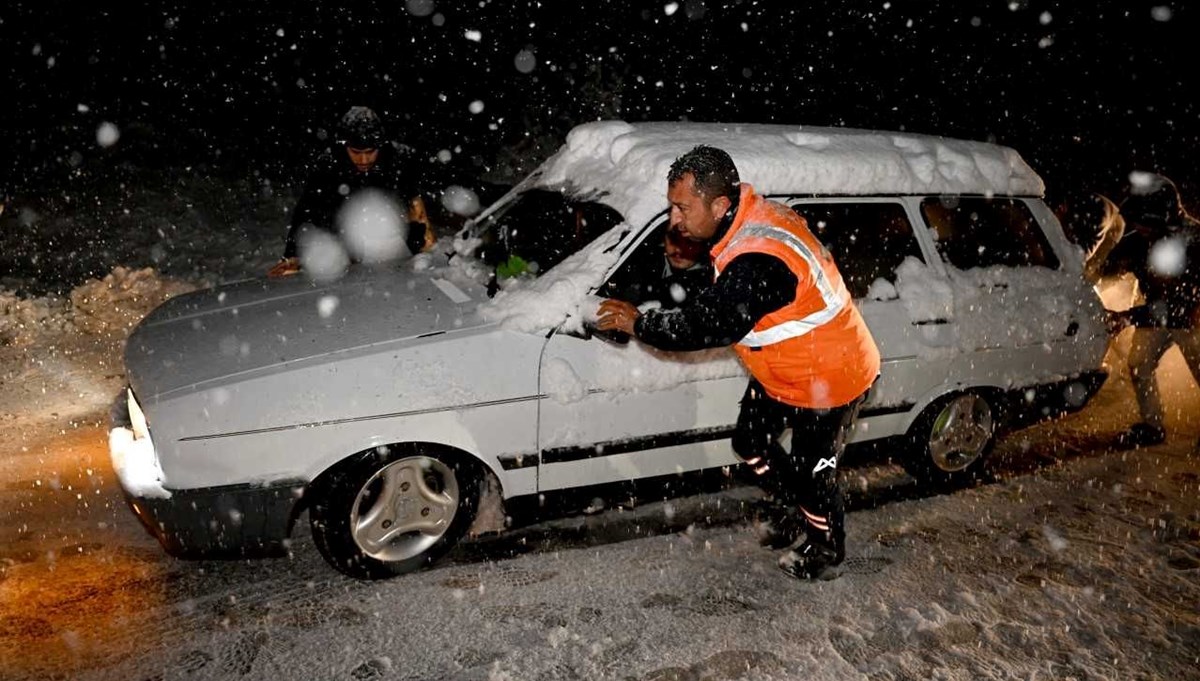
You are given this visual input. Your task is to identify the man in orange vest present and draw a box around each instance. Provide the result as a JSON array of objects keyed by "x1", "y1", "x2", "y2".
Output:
[{"x1": 597, "y1": 145, "x2": 881, "y2": 580}]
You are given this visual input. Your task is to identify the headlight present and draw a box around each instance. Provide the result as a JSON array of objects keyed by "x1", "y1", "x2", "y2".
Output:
[{"x1": 128, "y1": 388, "x2": 150, "y2": 441}]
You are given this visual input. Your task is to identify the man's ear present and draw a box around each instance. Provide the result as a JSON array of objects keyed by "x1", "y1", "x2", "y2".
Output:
[{"x1": 710, "y1": 195, "x2": 732, "y2": 218}]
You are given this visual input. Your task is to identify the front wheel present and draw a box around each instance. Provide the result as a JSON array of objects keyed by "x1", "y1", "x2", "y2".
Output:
[
  {"x1": 310, "y1": 447, "x2": 481, "y2": 579},
  {"x1": 902, "y1": 393, "x2": 998, "y2": 489}
]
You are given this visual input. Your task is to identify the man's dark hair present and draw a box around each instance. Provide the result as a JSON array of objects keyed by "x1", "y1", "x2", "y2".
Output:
[{"x1": 668, "y1": 145, "x2": 740, "y2": 200}]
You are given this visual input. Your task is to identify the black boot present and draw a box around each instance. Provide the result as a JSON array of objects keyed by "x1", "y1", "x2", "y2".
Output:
[
  {"x1": 757, "y1": 507, "x2": 802, "y2": 549},
  {"x1": 1115, "y1": 422, "x2": 1166, "y2": 448},
  {"x1": 778, "y1": 539, "x2": 843, "y2": 581}
]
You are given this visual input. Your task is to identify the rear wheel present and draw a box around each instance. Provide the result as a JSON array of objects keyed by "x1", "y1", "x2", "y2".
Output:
[
  {"x1": 310, "y1": 446, "x2": 480, "y2": 579},
  {"x1": 903, "y1": 393, "x2": 997, "y2": 489}
]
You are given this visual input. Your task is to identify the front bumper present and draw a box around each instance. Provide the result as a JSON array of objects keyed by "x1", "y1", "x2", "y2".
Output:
[
  {"x1": 110, "y1": 389, "x2": 303, "y2": 559},
  {"x1": 122, "y1": 478, "x2": 303, "y2": 559}
]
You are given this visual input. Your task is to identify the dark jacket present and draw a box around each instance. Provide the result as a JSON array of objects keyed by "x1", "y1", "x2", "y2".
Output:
[
  {"x1": 283, "y1": 144, "x2": 427, "y2": 259},
  {"x1": 634, "y1": 197, "x2": 798, "y2": 350},
  {"x1": 1100, "y1": 221, "x2": 1200, "y2": 328},
  {"x1": 1102, "y1": 180, "x2": 1200, "y2": 328}
]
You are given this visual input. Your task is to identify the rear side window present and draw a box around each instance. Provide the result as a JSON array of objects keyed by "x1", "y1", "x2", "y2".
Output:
[
  {"x1": 921, "y1": 198, "x2": 1060, "y2": 270},
  {"x1": 789, "y1": 202, "x2": 923, "y2": 299}
]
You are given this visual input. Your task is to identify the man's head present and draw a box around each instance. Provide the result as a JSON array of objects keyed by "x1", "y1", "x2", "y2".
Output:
[
  {"x1": 667, "y1": 145, "x2": 740, "y2": 242},
  {"x1": 1121, "y1": 173, "x2": 1183, "y2": 234},
  {"x1": 338, "y1": 106, "x2": 385, "y2": 173},
  {"x1": 664, "y1": 225, "x2": 706, "y2": 270}
]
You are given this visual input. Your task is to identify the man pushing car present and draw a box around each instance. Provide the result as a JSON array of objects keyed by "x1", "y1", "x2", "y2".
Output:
[{"x1": 596, "y1": 145, "x2": 880, "y2": 580}]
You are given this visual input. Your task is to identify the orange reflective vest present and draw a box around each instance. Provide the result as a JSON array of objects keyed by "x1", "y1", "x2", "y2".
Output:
[{"x1": 711, "y1": 184, "x2": 881, "y2": 409}]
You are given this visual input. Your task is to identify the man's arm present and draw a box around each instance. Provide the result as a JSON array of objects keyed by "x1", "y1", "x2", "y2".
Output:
[
  {"x1": 282, "y1": 164, "x2": 333, "y2": 260},
  {"x1": 632, "y1": 253, "x2": 797, "y2": 351}
]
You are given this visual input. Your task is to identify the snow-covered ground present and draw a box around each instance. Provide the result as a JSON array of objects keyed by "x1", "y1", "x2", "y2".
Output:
[{"x1": 1, "y1": 166, "x2": 1198, "y2": 680}]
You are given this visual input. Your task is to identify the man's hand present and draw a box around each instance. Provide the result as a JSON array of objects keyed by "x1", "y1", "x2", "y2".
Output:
[
  {"x1": 268, "y1": 257, "x2": 301, "y2": 279},
  {"x1": 596, "y1": 299, "x2": 640, "y2": 336}
]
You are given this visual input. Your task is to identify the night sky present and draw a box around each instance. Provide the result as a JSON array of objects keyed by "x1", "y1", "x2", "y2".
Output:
[{"x1": 2, "y1": 0, "x2": 1196, "y2": 210}]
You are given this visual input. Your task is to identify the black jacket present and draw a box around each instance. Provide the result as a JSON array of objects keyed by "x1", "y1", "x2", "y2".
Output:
[
  {"x1": 283, "y1": 145, "x2": 426, "y2": 259},
  {"x1": 1100, "y1": 218, "x2": 1200, "y2": 328},
  {"x1": 634, "y1": 199, "x2": 798, "y2": 351}
]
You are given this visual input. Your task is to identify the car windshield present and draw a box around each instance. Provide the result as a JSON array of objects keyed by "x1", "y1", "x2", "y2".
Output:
[{"x1": 471, "y1": 188, "x2": 625, "y2": 278}]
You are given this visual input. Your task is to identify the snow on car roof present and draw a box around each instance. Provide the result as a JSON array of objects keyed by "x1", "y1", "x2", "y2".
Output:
[{"x1": 534, "y1": 120, "x2": 1046, "y2": 228}]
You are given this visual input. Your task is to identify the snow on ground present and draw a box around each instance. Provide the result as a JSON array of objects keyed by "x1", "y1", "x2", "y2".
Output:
[
  {"x1": 1, "y1": 371, "x2": 1198, "y2": 680},
  {"x1": 0, "y1": 267, "x2": 197, "y2": 453}
]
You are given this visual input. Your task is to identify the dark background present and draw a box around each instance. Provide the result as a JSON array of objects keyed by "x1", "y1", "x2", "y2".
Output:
[{"x1": 1, "y1": 0, "x2": 1196, "y2": 231}]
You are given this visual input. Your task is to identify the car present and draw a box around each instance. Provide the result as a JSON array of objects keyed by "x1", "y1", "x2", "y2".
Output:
[{"x1": 110, "y1": 120, "x2": 1109, "y2": 579}]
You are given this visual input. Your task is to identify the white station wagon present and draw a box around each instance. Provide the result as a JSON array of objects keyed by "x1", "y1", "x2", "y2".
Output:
[{"x1": 111, "y1": 121, "x2": 1109, "y2": 579}]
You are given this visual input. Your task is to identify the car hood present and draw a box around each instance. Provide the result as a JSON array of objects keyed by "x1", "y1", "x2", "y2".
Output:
[{"x1": 126, "y1": 265, "x2": 487, "y2": 401}]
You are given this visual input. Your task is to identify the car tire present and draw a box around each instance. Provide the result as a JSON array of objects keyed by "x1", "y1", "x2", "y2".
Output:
[
  {"x1": 902, "y1": 392, "x2": 998, "y2": 489},
  {"x1": 309, "y1": 445, "x2": 481, "y2": 580}
]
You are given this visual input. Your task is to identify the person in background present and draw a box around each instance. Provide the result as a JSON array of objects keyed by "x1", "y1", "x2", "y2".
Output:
[
  {"x1": 1092, "y1": 173, "x2": 1200, "y2": 447},
  {"x1": 486, "y1": 195, "x2": 623, "y2": 295},
  {"x1": 268, "y1": 106, "x2": 433, "y2": 278},
  {"x1": 596, "y1": 145, "x2": 880, "y2": 580}
]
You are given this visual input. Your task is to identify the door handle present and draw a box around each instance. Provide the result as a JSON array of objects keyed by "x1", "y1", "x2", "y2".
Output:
[{"x1": 911, "y1": 319, "x2": 950, "y2": 326}]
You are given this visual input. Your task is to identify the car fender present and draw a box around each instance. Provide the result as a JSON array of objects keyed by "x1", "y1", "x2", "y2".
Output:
[{"x1": 296, "y1": 409, "x2": 525, "y2": 498}]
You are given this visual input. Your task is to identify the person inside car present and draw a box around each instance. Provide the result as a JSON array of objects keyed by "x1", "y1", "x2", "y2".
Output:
[
  {"x1": 487, "y1": 194, "x2": 623, "y2": 294},
  {"x1": 601, "y1": 224, "x2": 713, "y2": 310},
  {"x1": 268, "y1": 106, "x2": 434, "y2": 278},
  {"x1": 595, "y1": 145, "x2": 881, "y2": 581},
  {"x1": 1094, "y1": 173, "x2": 1200, "y2": 447}
]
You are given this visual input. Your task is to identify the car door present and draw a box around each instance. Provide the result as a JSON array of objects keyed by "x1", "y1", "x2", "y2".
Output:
[
  {"x1": 915, "y1": 196, "x2": 1106, "y2": 389},
  {"x1": 535, "y1": 220, "x2": 744, "y2": 492},
  {"x1": 786, "y1": 199, "x2": 955, "y2": 441}
]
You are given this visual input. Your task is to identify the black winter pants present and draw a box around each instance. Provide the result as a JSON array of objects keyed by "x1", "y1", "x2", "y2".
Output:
[{"x1": 730, "y1": 379, "x2": 867, "y2": 554}]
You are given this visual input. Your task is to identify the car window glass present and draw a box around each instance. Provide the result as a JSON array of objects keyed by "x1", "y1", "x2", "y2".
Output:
[
  {"x1": 598, "y1": 219, "x2": 669, "y2": 301},
  {"x1": 597, "y1": 218, "x2": 715, "y2": 308},
  {"x1": 475, "y1": 188, "x2": 624, "y2": 275},
  {"x1": 788, "y1": 201, "x2": 923, "y2": 299},
  {"x1": 920, "y1": 197, "x2": 1060, "y2": 270}
]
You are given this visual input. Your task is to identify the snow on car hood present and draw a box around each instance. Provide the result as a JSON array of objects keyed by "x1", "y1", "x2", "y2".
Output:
[{"x1": 125, "y1": 262, "x2": 486, "y2": 400}]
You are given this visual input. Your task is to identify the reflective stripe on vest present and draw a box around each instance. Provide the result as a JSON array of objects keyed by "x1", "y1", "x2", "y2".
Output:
[{"x1": 725, "y1": 223, "x2": 850, "y2": 349}]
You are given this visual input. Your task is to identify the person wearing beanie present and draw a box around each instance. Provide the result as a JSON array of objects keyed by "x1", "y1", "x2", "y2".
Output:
[{"x1": 269, "y1": 106, "x2": 433, "y2": 278}]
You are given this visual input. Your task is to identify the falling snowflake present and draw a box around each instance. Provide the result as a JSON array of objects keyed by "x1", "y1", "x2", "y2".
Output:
[
  {"x1": 441, "y1": 185, "x2": 481, "y2": 217},
  {"x1": 1148, "y1": 236, "x2": 1186, "y2": 277},
  {"x1": 338, "y1": 189, "x2": 408, "y2": 263},
  {"x1": 96, "y1": 122, "x2": 120, "y2": 147},
  {"x1": 299, "y1": 230, "x2": 350, "y2": 283},
  {"x1": 406, "y1": 0, "x2": 435, "y2": 17},
  {"x1": 317, "y1": 295, "x2": 339, "y2": 318},
  {"x1": 514, "y1": 49, "x2": 536, "y2": 74}
]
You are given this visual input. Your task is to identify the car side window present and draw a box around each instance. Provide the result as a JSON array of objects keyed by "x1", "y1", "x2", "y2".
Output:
[
  {"x1": 597, "y1": 219, "x2": 688, "y2": 304},
  {"x1": 920, "y1": 197, "x2": 1061, "y2": 270},
  {"x1": 788, "y1": 201, "x2": 923, "y2": 299}
]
